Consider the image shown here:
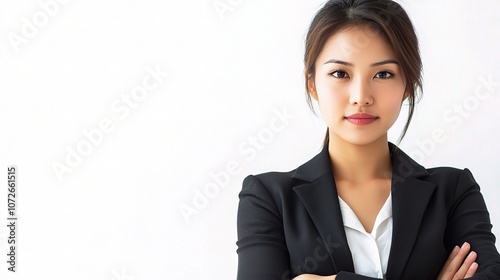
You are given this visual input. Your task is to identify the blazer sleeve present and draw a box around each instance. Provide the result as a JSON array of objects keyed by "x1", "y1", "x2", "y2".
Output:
[
  {"x1": 237, "y1": 175, "x2": 292, "y2": 280},
  {"x1": 444, "y1": 168, "x2": 500, "y2": 279}
]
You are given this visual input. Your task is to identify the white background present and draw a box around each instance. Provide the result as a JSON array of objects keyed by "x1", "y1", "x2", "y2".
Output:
[{"x1": 0, "y1": 0, "x2": 499, "y2": 279}]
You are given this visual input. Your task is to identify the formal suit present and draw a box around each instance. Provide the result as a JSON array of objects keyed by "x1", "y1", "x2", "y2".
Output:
[{"x1": 236, "y1": 143, "x2": 500, "y2": 279}]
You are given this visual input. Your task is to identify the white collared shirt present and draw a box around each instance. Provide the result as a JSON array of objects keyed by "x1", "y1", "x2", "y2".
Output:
[{"x1": 338, "y1": 193, "x2": 393, "y2": 279}]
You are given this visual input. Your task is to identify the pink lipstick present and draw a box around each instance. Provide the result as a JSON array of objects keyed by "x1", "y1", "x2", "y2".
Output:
[{"x1": 345, "y1": 113, "x2": 378, "y2": 126}]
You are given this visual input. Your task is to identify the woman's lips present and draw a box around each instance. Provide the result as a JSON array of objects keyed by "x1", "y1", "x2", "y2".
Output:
[{"x1": 345, "y1": 113, "x2": 378, "y2": 125}]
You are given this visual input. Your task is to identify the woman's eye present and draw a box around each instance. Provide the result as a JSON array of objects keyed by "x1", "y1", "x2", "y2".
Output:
[
  {"x1": 375, "y1": 71, "x2": 393, "y2": 79},
  {"x1": 330, "y1": 70, "x2": 349, "y2": 78}
]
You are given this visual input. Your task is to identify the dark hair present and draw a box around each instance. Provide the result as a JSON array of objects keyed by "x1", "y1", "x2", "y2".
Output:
[{"x1": 304, "y1": 0, "x2": 422, "y2": 146}]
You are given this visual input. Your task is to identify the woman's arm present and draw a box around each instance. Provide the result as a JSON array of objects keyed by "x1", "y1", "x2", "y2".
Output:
[
  {"x1": 293, "y1": 275, "x2": 336, "y2": 280},
  {"x1": 237, "y1": 175, "x2": 292, "y2": 280},
  {"x1": 442, "y1": 168, "x2": 500, "y2": 278},
  {"x1": 293, "y1": 244, "x2": 478, "y2": 280}
]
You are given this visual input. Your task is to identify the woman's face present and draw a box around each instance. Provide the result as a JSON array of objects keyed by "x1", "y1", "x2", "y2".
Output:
[{"x1": 310, "y1": 25, "x2": 406, "y2": 146}]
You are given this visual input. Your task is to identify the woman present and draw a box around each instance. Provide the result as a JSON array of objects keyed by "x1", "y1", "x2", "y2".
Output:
[{"x1": 236, "y1": 0, "x2": 500, "y2": 279}]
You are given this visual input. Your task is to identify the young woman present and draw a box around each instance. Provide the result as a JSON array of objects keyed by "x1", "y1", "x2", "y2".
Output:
[{"x1": 236, "y1": 0, "x2": 500, "y2": 279}]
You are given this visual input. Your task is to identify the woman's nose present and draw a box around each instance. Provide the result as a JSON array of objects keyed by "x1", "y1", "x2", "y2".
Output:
[{"x1": 349, "y1": 79, "x2": 374, "y2": 106}]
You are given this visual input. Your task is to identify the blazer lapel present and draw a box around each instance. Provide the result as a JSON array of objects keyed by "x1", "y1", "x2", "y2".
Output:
[
  {"x1": 386, "y1": 144, "x2": 437, "y2": 279},
  {"x1": 292, "y1": 145, "x2": 355, "y2": 273}
]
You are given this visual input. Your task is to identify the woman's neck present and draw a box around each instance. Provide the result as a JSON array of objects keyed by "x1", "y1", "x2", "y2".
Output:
[{"x1": 328, "y1": 135, "x2": 392, "y2": 183}]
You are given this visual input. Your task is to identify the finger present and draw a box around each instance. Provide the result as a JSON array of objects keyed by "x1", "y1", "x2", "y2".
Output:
[
  {"x1": 292, "y1": 274, "x2": 320, "y2": 280},
  {"x1": 438, "y1": 246, "x2": 460, "y2": 278},
  {"x1": 440, "y1": 242, "x2": 472, "y2": 279},
  {"x1": 444, "y1": 246, "x2": 460, "y2": 267},
  {"x1": 451, "y1": 243, "x2": 471, "y2": 268},
  {"x1": 465, "y1": 262, "x2": 478, "y2": 278},
  {"x1": 455, "y1": 251, "x2": 477, "y2": 279}
]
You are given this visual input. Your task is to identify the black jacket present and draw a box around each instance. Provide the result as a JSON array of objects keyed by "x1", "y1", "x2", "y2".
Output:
[{"x1": 237, "y1": 143, "x2": 500, "y2": 279}]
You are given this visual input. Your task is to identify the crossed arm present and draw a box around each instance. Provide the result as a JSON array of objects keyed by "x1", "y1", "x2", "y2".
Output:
[{"x1": 294, "y1": 242, "x2": 478, "y2": 280}]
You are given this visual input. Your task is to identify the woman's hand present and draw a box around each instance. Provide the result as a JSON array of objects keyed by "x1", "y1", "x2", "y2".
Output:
[
  {"x1": 293, "y1": 274, "x2": 336, "y2": 280},
  {"x1": 438, "y1": 242, "x2": 478, "y2": 280}
]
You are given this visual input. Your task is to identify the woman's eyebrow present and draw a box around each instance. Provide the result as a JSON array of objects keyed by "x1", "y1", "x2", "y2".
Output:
[
  {"x1": 371, "y1": 59, "x2": 399, "y2": 67},
  {"x1": 323, "y1": 59, "x2": 399, "y2": 67},
  {"x1": 323, "y1": 59, "x2": 353, "y2": 66}
]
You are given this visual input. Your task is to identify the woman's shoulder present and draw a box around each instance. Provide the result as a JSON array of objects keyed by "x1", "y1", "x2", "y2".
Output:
[
  {"x1": 242, "y1": 169, "x2": 301, "y2": 197},
  {"x1": 391, "y1": 144, "x2": 478, "y2": 189},
  {"x1": 424, "y1": 167, "x2": 480, "y2": 193},
  {"x1": 242, "y1": 146, "x2": 331, "y2": 196},
  {"x1": 425, "y1": 166, "x2": 469, "y2": 180}
]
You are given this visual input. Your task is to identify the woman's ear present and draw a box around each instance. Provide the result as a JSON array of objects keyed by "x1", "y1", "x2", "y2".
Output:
[{"x1": 307, "y1": 74, "x2": 318, "y2": 101}]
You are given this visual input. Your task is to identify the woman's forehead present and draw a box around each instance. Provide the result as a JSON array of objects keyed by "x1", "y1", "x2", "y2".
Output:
[{"x1": 317, "y1": 26, "x2": 397, "y2": 65}]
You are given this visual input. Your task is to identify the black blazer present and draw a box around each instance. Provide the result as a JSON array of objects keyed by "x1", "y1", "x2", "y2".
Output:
[{"x1": 236, "y1": 143, "x2": 500, "y2": 280}]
